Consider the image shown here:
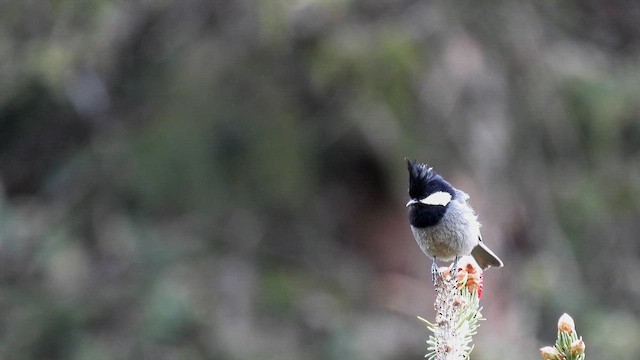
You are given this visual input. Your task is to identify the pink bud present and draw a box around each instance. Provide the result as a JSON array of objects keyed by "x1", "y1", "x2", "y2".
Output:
[
  {"x1": 539, "y1": 346, "x2": 561, "y2": 360},
  {"x1": 570, "y1": 339, "x2": 585, "y2": 356},
  {"x1": 557, "y1": 313, "x2": 575, "y2": 334}
]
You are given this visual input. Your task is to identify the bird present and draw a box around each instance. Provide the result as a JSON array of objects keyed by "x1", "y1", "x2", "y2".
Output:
[{"x1": 405, "y1": 159, "x2": 503, "y2": 283}]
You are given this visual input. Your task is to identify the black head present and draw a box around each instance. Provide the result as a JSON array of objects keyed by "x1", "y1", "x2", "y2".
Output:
[
  {"x1": 406, "y1": 159, "x2": 455, "y2": 201},
  {"x1": 406, "y1": 159, "x2": 455, "y2": 228}
]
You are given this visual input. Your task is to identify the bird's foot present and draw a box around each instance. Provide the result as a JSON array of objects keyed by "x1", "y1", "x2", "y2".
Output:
[
  {"x1": 431, "y1": 259, "x2": 438, "y2": 284},
  {"x1": 451, "y1": 256, "x2": 459, "y2": 278}
]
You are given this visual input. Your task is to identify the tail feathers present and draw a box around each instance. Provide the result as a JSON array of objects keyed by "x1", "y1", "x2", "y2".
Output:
[{"x1": 471, "y1": 241, "x2": 504, "y2": 270}]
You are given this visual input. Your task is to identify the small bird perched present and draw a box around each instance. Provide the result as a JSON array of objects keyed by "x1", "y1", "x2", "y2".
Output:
[{"x1": 405, "y1": 159, "x2": 503, "y2": 283}]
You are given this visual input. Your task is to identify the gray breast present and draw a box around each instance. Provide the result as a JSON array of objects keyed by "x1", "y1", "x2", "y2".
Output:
[{"x1": 411, "y1": 200, "x2": 481, "y2": 261}]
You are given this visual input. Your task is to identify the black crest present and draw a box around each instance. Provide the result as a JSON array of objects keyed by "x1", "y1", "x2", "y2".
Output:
[{"x1": 406, "y1": 159, "x2": 454, "y2": 200}]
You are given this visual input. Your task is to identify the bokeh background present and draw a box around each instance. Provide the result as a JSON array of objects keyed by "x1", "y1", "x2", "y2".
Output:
[{"x1": 2, "y1": 1, "x2": 640, "y2": 359}]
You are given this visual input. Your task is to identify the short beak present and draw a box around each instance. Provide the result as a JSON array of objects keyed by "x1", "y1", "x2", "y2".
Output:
[{"x1": 406, "y1": 199, "x2": 418, "y2": 207}]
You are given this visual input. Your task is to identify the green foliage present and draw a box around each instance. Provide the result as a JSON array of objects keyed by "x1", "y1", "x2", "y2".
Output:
[
  {"x1": 540, "y1": 314, "x2": 585, "y2": 360},
  {"x1": 1, "y1": 0, "x2": 640, "y2": 359}
]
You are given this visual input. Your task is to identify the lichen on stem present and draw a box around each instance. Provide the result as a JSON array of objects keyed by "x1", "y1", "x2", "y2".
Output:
[{"x1": 418, "y1": 258, "x2": 484, "y2": 360}]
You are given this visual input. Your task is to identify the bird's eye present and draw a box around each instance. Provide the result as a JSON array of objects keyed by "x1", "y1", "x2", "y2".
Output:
[{"x1": 419, "y1": 191, "x2": 452, "y2": 206}]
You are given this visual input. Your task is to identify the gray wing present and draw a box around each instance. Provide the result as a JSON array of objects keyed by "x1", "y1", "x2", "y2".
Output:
[{"x1": 454, "y1": 189, "x2": 470, "y2": 203}]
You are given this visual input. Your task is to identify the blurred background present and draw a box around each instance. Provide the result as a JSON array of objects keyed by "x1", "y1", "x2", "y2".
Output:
[{"x1": 1, "y1": 0, "x2": 640, "y2": 359}]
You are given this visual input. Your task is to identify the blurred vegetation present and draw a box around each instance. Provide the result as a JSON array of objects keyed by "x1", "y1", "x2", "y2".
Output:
[{"x1": 1, "y1": 0, "x2": 640, "y2": 359}]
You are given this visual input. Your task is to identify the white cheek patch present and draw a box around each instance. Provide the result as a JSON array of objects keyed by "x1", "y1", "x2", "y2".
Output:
[{"x1": 419, "y1": 191, "x2": 452, "y2": 206}]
